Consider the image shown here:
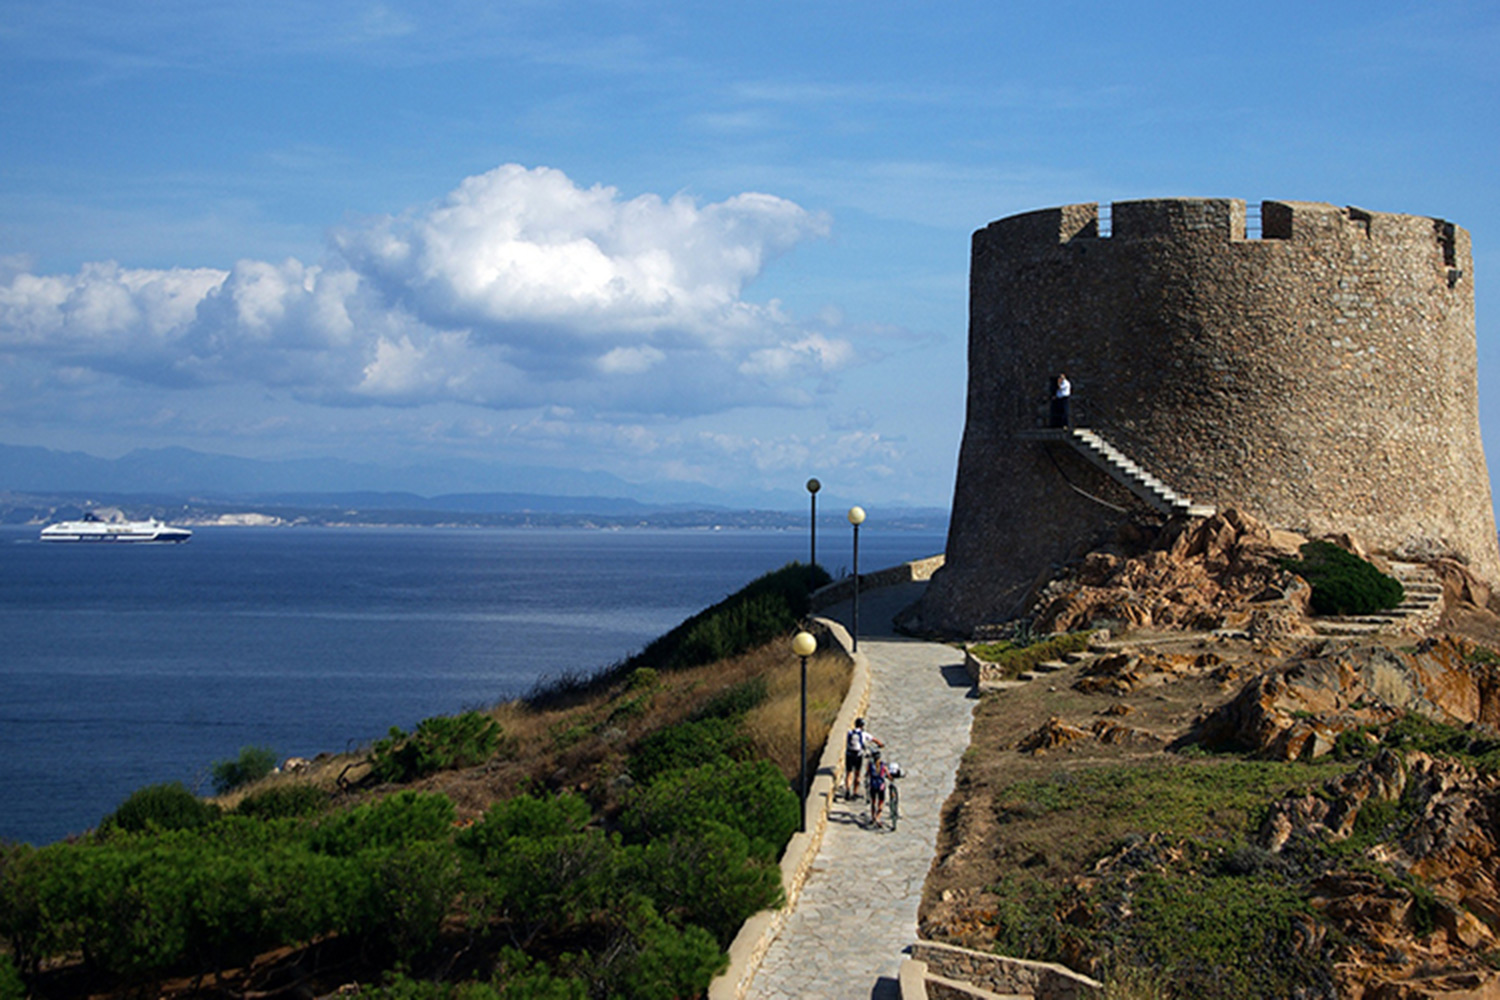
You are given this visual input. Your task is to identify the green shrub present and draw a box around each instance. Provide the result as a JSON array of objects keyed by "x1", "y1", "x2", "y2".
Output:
[
  {"x1": 103, "y1": 782, "x2": 220, "y2": 834},
  {"x1": 370, "y1": 712, "x2": 506, "y2": 784},
  {"x1": 457, "y1": 793, "x2": 592, "y2": 860},
  {"x1": 309, "y1": 791, "x2": 456, "y2": 857},
  {"x1": 628, "y1": 718, "x2": 750, "y2": 783},
  {"x1": 462, "y1": 825, "x2": 621, "y2": 947},
  {"x1": 210, "y1": 745, "x2": 279, "y2": 795},
  {"x1": 234, "y1": 784, "x2": 328, "y2": 820},
  {"x1": 969, "y1": 631, "x2": 1093, "y2": 680},
  {"x1": 619, "y1": 759, "x2": 799, "y2": 861},
  {"x1": 1281, "y1": 540, "x2": 1404, "y2": 616},
  {"x1": 0, "y1": 952, "x2": 23, "y2": 1000},
  {"x1": 353, "y1": 840, "x2": 462, "y2": 962},
  {"x1": 623, "y1": 823, "x2": 782, "y2": 945}
]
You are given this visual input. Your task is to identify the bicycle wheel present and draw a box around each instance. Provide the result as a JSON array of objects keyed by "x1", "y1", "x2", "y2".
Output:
[{"x1": 889, "y1": 782, "x2": 900, "y2": 831}]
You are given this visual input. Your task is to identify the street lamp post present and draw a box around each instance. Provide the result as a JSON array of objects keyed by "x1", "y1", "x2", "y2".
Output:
[
  {"x1": 806, "y1": 478, "x2": 821, "y2": 568},
  {"x1": 792, "y1": 629, "x2": 818, "y2": 832},
  {"x1": 848, "y1": 506, "x2": 866, "y2": 652}
]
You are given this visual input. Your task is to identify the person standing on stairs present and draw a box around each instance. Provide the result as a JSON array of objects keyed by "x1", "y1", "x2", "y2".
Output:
[{"x1": 1051, "y1": 373, "x2": 1072, "y2": 428}]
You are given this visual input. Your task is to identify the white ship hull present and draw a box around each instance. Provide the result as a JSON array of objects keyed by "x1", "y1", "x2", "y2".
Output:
[{"x1": 40, "y1": 516, "x2": 192, "y2": 543}]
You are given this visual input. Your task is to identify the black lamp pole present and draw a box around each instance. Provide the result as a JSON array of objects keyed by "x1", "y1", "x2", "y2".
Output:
[
  {"x1": 848, "y1": 506, "x2": 865, "y2": 653},
  {"x1": 806, "y1": 478, "x2": 821, "y2": 568},
  {"x1": 791, "y1": 630, "x2": 817, "y2": 832}
]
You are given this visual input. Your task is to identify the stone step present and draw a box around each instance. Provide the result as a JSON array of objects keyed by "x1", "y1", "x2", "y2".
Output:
[
  {"x1": 1033, "y1": 660, "x2": 1068, "y2": 673},
  {"x1": 1061, "y1": 427, "x2": 1215, "y2": 520},
  {"x1": 1062, "y1": 650, "x2": 1093, "y2": 664},
  {"x1": 1312, "y1": 621, "x2": 1385, "y2": 636}
]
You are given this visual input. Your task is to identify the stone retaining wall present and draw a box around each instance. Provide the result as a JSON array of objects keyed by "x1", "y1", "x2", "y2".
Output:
[{"x1": 904, "y1": 942, "x2": 1103, "y2": 1000}]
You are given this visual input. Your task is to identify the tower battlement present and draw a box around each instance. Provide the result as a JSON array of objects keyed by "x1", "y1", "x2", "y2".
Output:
[
  {"x1": 983, "y1": 198, "x2": 1467, "y2": 265},
  {"x1": 920, "y1": 197, "x2": 1496, "y2": 635}
]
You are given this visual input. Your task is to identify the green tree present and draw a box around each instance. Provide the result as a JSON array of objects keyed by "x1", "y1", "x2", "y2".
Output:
[{"x1": 211, "y1": 745, "x2": 279, "y2": 794}]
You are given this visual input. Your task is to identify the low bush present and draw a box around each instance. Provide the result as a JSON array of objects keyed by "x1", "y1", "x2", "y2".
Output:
[
  {"x1": 103, "y1": 782, "x2": 220, "y2": 834},
  {"x1": 0, "y1": 953, "x2": 23, "y2": 1000},
  {"x1": 234, "y1": 784, "x2": 328, "y2": 820},
  {"x1": 308, "y1": 790, "x2": 456, "y2": 857},
  {"x1": 1281, "y1": 540, "x2": 1404, "y2": 615},
  {"x1": 211, "y1": 745, "x2": 279, "y2": 795},
  {"x1": 623, "y1": 823, "x2": 782, "y2": 946},
  {"x1": 628, "y1": 718, "x2": 750, "y2": 783},
  {"x1": 370, "y1": 712, "x2": 507, "y2": 784},
  {"x1": 619, "y1": 759, "x2": 799, "y2": 861}
]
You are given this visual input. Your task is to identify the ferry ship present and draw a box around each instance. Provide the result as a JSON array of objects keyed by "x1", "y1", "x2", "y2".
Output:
[{"x1": 40, "y1": 511, "x2": 192, "y2": 543}]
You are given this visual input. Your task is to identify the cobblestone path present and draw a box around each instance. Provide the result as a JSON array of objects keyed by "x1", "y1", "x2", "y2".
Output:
[{"x1": 747, "y1": 582, "x2": 975, "y2": 1000}]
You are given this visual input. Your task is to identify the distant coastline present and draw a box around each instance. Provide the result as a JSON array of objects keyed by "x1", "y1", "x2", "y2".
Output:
[{"x1": 3, "y1": 490, "x2": 950, "y2": 534}]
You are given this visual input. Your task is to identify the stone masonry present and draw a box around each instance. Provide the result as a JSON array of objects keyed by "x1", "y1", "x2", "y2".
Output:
[{"x1": 916, "y1": 198, "x2": 1500, "y2": 635}]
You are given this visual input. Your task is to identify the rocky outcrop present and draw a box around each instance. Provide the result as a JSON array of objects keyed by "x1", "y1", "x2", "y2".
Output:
[
  {"x1": 1258, "y1": 751, "x2": 1500, "y2": 998},
  {"x1": 1198, "y1": 638, "x2": 1500, "y2": 760},
  {"x1": 1030, "y1": 508, "x2": 1312, "y2": 636}
]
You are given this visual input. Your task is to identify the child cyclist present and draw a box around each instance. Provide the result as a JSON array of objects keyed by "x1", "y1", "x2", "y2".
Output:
[
  {"x1": 868, "y1": 749, "x2": 893, "y2": 827},
  {"x1": 843, "y1": 717, "x2": 884, "y2": 799}
]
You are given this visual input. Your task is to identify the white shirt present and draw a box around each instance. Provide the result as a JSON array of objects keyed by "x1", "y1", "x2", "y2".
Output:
[{"x1": 1056, "y1": 377, "x2": 1071, "y2": 399}]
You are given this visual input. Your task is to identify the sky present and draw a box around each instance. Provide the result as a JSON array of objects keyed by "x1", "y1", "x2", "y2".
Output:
[{"x1": 2, "y1": 1, "x2": 1499, "y2": 510}]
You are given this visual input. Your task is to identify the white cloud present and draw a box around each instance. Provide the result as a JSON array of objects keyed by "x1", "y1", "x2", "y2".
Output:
[{"x1": 0, "y1": 164, "x2": 853, "y2": 416}]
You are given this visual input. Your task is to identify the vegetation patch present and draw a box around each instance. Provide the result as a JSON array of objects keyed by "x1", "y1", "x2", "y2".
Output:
[
  {"x1": 210, "y1": 745, "x2": 279, "y2": 795},
  {"x1": 979, "y1": 758, "x2": 1358, "y2": 999},
  {"x1": 369, "y1": 711, "x2": 509, "y2": 784},
  {"x1": 968, "y1": 630, "x2": 1093, "y2": 680},
  {"x1": 1280, "y1": 540, "x2": 1404, "y2": 616},
  {"x1": 1332, "y1": 713, "x2": 1500, "y2": 772}
]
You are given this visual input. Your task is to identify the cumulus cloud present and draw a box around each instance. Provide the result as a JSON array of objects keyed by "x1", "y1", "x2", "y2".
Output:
[{"x1": 0, "y1": 164, "x2": 848, "y2": 415}]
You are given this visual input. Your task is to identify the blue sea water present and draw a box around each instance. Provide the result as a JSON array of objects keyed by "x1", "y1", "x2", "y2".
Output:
[{"x1": 0, "y1": 524, "x2": 945, "y2": 846}]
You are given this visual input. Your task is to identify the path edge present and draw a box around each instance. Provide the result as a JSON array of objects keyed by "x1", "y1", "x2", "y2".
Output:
[{"x1": 708, "y1": 614, "x2": 868, "y2": 1000}]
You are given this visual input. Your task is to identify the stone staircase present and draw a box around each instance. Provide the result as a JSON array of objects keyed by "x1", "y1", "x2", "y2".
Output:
[
  {"x1": 1310, "y1": 561, "x2": 1445, "y2": 637},
  {"x1": 1019, "y1": 427, "x2": 1215, "y2": 518}
]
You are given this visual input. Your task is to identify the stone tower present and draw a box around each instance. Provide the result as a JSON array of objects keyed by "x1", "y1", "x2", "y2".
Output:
[{"x1": 916, "y1": 198, "x2": 1500, "y2": 635}]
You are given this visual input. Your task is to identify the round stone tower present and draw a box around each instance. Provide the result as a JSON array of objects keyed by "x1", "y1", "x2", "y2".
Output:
[{"x1": 916, "y1": 198, "x2": 1499, "y2": 635}]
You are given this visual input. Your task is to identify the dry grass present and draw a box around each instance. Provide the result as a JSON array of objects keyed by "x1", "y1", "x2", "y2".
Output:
[{"x1": 743, "y1": 649, "x2": 852, "y2": 784}]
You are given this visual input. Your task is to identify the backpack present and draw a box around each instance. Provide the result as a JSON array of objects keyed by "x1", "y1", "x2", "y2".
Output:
[{"x1": 847, "y1": 728, "x2": 865, "y2": 753}]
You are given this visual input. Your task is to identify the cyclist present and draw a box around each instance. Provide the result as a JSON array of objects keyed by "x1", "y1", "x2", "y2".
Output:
[
  {"x1": 843, "y1": 717, "x2": 883, "y2": 799},
  {"x1": 868, "y1": 749, "x2": 893, "y2": 827}
]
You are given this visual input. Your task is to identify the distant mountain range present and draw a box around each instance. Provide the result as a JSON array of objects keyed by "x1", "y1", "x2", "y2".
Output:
[{"x1": 0, "y1": 443, "x2": 949, "y2": 530}]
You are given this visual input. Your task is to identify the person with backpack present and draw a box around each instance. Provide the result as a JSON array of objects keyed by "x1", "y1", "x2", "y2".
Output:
[{"x1": 843, "y1": 717, "x2": 883, "y2": 799}]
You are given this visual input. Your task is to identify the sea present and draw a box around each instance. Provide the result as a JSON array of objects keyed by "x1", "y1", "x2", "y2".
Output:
[{"x1": 0, "y1": 524, "x2": 946, "y2": 846}]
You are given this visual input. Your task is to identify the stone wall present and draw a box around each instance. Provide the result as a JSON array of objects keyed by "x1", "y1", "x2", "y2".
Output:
[
  {"x1": 905, "y1": 942, "x2": 1102, "y2": 999},
  {"x1": 917, "y1": 198, "x2": 1499, "y2": 635}
]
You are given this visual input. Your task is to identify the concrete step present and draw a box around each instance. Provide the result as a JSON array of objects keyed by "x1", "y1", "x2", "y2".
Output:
[{"x1": 1060, "y1": 427, "x2": 1215, "y2": 520}]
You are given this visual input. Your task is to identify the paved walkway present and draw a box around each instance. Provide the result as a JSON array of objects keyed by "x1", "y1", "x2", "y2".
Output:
[{"x1": 748, "y1": 582, "x2": 976, "y2": 1000}]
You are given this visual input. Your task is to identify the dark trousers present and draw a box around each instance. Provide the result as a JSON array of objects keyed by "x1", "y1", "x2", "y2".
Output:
[{"x1": 1050, "y1": 397, "x2": 1071, "y2": 428}]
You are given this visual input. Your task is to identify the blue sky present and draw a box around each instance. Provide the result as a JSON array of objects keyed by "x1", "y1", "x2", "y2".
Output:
[{"x1": 2, "y1": 1, "x2": 1498, "y2": 509}]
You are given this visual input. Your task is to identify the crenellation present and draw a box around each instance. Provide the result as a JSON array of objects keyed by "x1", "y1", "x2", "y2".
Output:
[{"x1": 916, "y1": 196, "x2": 1499, "y2": 636}]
